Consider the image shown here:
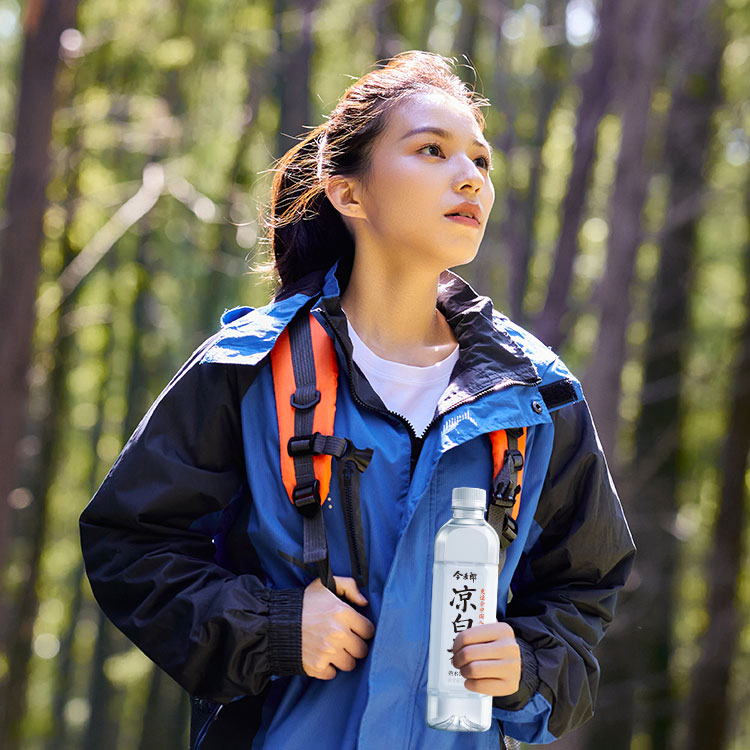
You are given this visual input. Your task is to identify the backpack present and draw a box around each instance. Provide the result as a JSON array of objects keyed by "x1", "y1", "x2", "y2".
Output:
[{"x1": 269, "y1": 307, "x2": 527, "y2": 594}]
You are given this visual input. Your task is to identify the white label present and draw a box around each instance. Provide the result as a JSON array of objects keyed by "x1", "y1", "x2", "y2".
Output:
[{"x1": 437, "y1": 564, "x2": 496, "y2": 690}]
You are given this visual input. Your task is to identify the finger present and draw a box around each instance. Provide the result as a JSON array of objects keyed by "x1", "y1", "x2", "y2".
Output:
[
  {"x1": 453, "y1": 622, "x2": 515, "y2": 652},
  {"x1": 464, "y1": 677, "x2": 520, "y2": 697},
  {"x1": 333, "y1": 576, "x2": 369, "y2": 607},
  {"x1": 329, "y1": 647, "x2": 358, "y2": 672},
  {"x1": 457, "y1": 658, "x2": 519, "y2": 681},
  {"x1": 452, "y1": 640, "x2": 519, "y2": 669},
  {"x1": 342, "y1": 632, "x2": 370, "y2": 660},
  {"x1": 347, "y1": 610, "x2": 376, "y2": 640},
  {"x1": 303, "y1": 653, "x2": 337, "y2": 680},
  {"x1": 313, "y1": 664, "x2": 338, "y2": 681}
]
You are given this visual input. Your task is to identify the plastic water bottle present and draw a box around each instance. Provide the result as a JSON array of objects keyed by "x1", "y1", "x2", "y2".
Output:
[{"x1": 426, "y1": 487, "x2": 499, "y2": 732}]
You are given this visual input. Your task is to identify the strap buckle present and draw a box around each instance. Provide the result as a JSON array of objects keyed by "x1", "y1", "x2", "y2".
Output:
[
  {"x1": 505, "y1": 448, "x2": 524, "y2": 472},
  {"x1": 290, "y1": 388, "x2": 321, "y2": 410},
  {"x1": 292, "y1": 480, "x2": 321, "y2": 517},
  {"x1": 340, "y1": 440, "x2": 374, "y2": 473},
  {"x1": 501, "y1": 515, "x2": 518, "y2": 548},
  {"x1": 492, "y1": 481, "x2": 520, "y2": 508},
  {"x1": 288, "y1": 433, "x2": 322, "y2": 457}
]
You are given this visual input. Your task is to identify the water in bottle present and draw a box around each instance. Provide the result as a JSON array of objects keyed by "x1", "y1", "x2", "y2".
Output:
[{"x1": 426, "y1": 487, "x2": 499, "y2": 732}]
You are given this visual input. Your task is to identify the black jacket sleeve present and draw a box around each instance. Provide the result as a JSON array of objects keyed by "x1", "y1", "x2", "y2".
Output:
[
  {"x1": 79, "y1": 342, "x2": 305, "y2": 702},
  {"x1": 494, "y1": 398, "x2": 636, "y2": 739}
]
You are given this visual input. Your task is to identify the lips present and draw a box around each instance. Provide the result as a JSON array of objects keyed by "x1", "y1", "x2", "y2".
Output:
[{"x1": 445, "y1": 202, "x2": 481, "y2": 224}]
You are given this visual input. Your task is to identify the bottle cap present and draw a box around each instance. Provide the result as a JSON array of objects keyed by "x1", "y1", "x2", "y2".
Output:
[{"x1": 451, "y1": 487, "x2": 487, "y2": 510}]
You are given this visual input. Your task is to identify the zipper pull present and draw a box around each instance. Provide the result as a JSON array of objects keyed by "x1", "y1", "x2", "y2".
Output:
[{"x1": 341, "y1": 440, "x2": 374, "y2": 473}]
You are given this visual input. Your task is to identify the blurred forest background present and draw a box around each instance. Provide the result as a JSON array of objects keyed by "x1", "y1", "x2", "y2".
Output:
[{"x1": 0, "y1": 0, "x2": 749, "y2": 748}]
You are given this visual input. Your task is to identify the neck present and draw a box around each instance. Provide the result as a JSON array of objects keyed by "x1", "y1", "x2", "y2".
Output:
[{"x1": 338, "y1": 253, "x2": 458, "y2": 367}]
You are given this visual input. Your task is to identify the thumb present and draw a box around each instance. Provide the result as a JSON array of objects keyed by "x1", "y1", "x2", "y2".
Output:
[{"x1": 333, "y1": 576, "x2": 368, "y2": 607}]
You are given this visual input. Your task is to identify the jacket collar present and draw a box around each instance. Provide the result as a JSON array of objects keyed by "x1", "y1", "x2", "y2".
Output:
[
  {"x1": 202, "y1": 260, "x2": 541, "y2": 410},
  {"x1": 311, "y1": 260, "x2": 540, "y2": 415}
]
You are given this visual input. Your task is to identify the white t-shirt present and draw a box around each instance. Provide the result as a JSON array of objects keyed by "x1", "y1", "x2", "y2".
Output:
[{"x1": 345, "y1": 316, "x2": 460, "y2": 438}]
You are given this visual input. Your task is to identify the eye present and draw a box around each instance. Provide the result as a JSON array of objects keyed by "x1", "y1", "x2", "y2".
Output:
[
  {"x1": 474, "y1": 155, "x2": 492, "y2": 171},
  {"x1": 419, "y1": 143, "x2": 444, "y2": 158}
]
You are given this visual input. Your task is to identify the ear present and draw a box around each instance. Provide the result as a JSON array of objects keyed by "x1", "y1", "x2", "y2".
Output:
[{"x1": 325, "y1": 174, "x2": 366, "y2": 222}]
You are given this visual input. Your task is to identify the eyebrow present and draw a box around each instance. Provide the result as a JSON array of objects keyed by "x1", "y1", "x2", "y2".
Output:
[{"x1": 400, "y1": 126, "x2": 493, "y2": 153}]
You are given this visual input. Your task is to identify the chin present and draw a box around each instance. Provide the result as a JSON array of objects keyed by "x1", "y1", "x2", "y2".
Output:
[{"x1": 446, "y1": 246, "x2": 481, "y2": 268}]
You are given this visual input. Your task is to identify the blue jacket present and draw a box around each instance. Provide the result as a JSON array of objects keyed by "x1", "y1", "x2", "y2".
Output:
[{"x1": 80, "y1": 261, "x2": 635, "y2": 749}]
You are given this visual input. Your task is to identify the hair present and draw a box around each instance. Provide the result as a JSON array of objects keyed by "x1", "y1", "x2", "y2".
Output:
[{"x1": 256, "y1": 50, "x2": 490, "y2": 297}]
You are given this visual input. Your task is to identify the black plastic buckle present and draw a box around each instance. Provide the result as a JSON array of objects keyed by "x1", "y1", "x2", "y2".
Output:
[
  {"x1": 505, "y1": 448, "x2": 524, "y2": 472},
  {"x1": 292, "y1": 480, "x2": 321, "y2": 517},
  {"x1": 501, "y1": 515, "x2": 518, "y2": 549},
  {"x1": 492, "y1": 481, "x2": 520, "y2": 507},
  {"x1": 339, "y1": 439, "x2": 374, "y2": 472},
  {"x1": 290, "y1": 389, "x2": 321, "y2": 410},
  {"x1": 288, "y1": 433, "x2": 321, "y2": 457}
]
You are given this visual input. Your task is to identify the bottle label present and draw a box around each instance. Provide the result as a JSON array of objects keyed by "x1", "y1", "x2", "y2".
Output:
[{"x1": 437, "y1": 564, "x2": 496, "y2": 689}]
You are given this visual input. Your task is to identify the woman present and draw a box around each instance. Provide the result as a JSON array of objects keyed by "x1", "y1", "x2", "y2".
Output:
[{"x1": 80, "y1": 51, "x2": 635, "y2": 749}]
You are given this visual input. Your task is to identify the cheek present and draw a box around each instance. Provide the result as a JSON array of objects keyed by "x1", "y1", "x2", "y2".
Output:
[
  {"x1": 484, "y1": 182, "x2": 495, "y2": 211},
  {"x1": 367, "y1": 167, "x2": 425, "y2": 221}
]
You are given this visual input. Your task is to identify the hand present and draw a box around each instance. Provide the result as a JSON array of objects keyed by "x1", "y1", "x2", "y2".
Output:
[
  {"x1": 451, "y1": 622, "x2": 521, "y2": 696},
  {"x1": 301, "y1": 576, "x2": 375, "y2": 680}
]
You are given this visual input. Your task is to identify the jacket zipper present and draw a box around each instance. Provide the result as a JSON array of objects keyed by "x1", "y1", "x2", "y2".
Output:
[
  {"x1": 317, "y1": 306, "x2": 541, "y2": 480},
  {"x1": 318, "y1": 307, "x2": 429, "y2": 479},
  {"x1": 341, "y1": 459, "x2": 365, "y2": 582}
]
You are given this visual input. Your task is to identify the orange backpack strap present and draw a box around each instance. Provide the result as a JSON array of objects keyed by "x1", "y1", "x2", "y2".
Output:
[
  {"x1": 270, "y1": 309, "x2": 373, "y2": 593},
  {"x1": 271, "y1": 312, "x2": 340, "y2": 507},
  {"x1": 488, "y1": 427, "x2": 527, "y2": 549}
]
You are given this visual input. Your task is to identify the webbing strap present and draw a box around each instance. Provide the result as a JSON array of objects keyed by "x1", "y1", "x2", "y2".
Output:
[
  {"x1": 285, "y1": 310, "x2": 335, "y2": 592},
  {"x1": 488, "y1": 427, "x2": 527, "y2": 551},
  {"x1": 289, "y1": 313, "x2": 319, "y2": 508},
  {"x1": 270, "y1": 310, "x2": 374, "y2": 595},
  {"x1": 303, "y1": 515, "x2": 334, "y2": 592},
  {"x1": 271, "y1": 312, "x2": 339, "y2": 508},
  {"x1": 288, "y1": 433, "x2": 349, "y2": 460}
]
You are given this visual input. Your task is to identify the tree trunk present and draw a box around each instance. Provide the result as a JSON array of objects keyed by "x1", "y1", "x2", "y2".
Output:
[
  {"x1": 0, "y1": 0, "x2": 79, "y2": 620},
  {"x1": 137, "y1": 667, "x2": 190, "y2": 750},
  {"x1": 465, "y1": 3, "x2": 512, "y2": 304},
  {"x1": 48, "y1": 275, "x2": 116, "y2": 750},
  {"x1": 373, "y1": 0, "x2": 403, "y2": 64},
  {"x1": 629, "y1": 4, "x2": 724, "y2": 747},
  {"x1": 582, "y1": 0, "x2": 668, "y2": 459},
  {"x1": 83, "y1": 220, "x2": 156, "y2": 750},
  {"x1": 682, "y1": 178, "x2": 750, "y2": 750},
  {"x1": 274, "y1": 0, "x2": 320, "y2": 159},
  {"x1": 82, "y1": 613, "x2": 123, "y2": 750},
  {"x1": 416, "y1": 0, "x2": 439, "y2": 51},
  {"x1": 0, "y1": 220, "x2": 80, "y2": 750},
  {"x1": 482, "y1": 2, "x2": 566, "y2": 326},
  {"x1": 198, "y1": 63, "x2": 271, "y2": 338},
  {"x1": 534, "y1": 0, "x2": 619, "y2": 350},
  {"x1": 507, "y1": 0, "x2": 567, "y2": 327},
  {"x1": 584, "y1": 2, "x2": 723, "y2": 749},
  {"x1": 455, "y1": 0, "x2": 481, "y2": 68}
]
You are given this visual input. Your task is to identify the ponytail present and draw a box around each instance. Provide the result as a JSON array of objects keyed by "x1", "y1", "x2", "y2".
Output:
[{"x1": 262, "y1": 127, "x2": 355, "y2": 295}]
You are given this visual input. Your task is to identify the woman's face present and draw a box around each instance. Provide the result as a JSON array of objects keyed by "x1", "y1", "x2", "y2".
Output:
[{"x1": 345, "y1": 89, "x2": 495, "y2": 270}]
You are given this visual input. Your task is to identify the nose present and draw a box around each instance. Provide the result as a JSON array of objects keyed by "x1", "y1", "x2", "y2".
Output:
[{"x1": 453, "y1": 155, "x2": 485, "y2": 193}]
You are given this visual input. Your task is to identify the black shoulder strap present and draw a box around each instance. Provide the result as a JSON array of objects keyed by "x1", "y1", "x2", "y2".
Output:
[
  {"x1": 487, "y1": 428, "x2": 524, "y2": 552},
  {"x1": 287, "y1": 311, "x2": 336, "y2": 593},
  {"x1": 285, "y1": 311, "x2": 374, "y2": 594}
]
